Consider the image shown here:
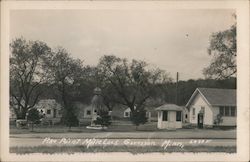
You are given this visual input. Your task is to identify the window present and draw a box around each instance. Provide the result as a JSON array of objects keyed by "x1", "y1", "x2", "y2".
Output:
[
  {"x1": 185, "y1": 114, "x2": 188, "y2": 119},
  {"x1": 162, "y1": 111, "x2": 168, "y2": 121},
  {"x1": 231, "y1": 106, "x2": 236, "y2": 116},
  {"x1": 125, "y1": 112, "x2": 129, "y2": 117},
  {"x1": 225, "y1": 106, "x2": 230, "y2": 116},
  {"x1": 86, "y1": 110, "x2": 91, "y2": 115},
  {"x1": 176, "y1": 111, "x2": 182, "y2": 121},
  {"x1": 219, "y1": 106, "x2": 236, "y2": 116},
  {"x1": 47, "y1": 109, "x2": 51, "y2": 115},
  {"x1": 192, "y1": 108, "x2": 195, "y2": 116},
  {"x1": 201, "y1": 107, "x2": 205, "y2": 113}
]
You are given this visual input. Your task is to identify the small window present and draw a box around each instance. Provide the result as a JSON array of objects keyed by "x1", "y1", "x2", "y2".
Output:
[
  {"x1": 225, "y1": 106, "x2": 230, "y2": 116},
  {"x1": 176, "y1": 111, "x2": 182, "y2": 121},
  {"x1": 185, "y1": 114, "x2": 188, "y2": 119},
  {"x1": 201, "y1": 107, "x2": 205, "y2": 113},
  {"x1": 192, "y1": 108, "x2": 195, "y2": 116},
  {"x1": 86, "y1": 110, "x2": 91, "y2": 115},
  {"x1": 231, "y1": 106, "x2": 236, "y2": 116},
  {"x1": 125, "y1": 112, "x2": 129, "y2": 117},
  {"x1": 47, "y1": 109, "x2": 51, "y2": 115},
  {"x1": 162, "y1": 111, "x2": 168, "y2": 121}
]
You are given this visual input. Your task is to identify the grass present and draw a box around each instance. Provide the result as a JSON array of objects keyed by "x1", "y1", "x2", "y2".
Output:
[
  {"x1": 9, "y1": 122, "x2": 159, "y2": 134},
  {"x1": 10, "y1": 145, "x2": 236, "y2": 154}
]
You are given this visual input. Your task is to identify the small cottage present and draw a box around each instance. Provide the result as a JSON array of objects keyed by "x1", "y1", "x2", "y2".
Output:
[
  {"x1": 186, "y1": 88, "x2": 236, "y2": 128},
  {"x1": 156, "y1": 104, "x2": 184, "y2": 129},
  {"x1": 35, "y1": 99, "x2": 62, "y2": 124}
]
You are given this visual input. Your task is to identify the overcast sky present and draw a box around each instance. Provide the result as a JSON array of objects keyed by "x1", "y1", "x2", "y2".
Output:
[{"x1": 10, "y1": 9, "x2": 235, "y2": 80}]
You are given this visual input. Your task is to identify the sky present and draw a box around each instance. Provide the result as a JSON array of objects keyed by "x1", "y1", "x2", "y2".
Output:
[{"x1": 10, "y1": 9, "x2": 235, "y2": 81}]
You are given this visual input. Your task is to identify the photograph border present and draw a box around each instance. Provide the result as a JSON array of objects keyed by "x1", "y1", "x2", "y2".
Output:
[{"x1": 1, "y1": 0, "x2": 249, "y2": 161}]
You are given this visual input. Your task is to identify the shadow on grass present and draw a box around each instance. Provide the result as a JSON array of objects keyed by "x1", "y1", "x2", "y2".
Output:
[{"x1": 10, "y1": 145, "x2": 236, "y2": 154}]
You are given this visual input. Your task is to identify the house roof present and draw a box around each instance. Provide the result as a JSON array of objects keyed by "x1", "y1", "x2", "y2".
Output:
[
  {"x1": 186, "y1": 88, "x2": 236, "y2": 107},
  {"x1": 156, "y1": 104, "x2": 183, "y2": 111}
]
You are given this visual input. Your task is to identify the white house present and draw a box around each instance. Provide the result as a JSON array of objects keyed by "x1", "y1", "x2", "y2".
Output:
[
  {"x1": 156, "y1": 104, "x2": 184, "y2": 129},
  {"x1": 35, "y1": 99, "x2": 62, "y2": 124},
  {"x1": 124, "y1": 108, "x2": 132, "y2": 118},
  {"x1": 186, "y1": 88, "x2": 236, "y2": 128}
]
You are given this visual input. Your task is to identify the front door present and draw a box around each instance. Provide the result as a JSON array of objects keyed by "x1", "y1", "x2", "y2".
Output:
[{"x1": 197, "y1": 113, "x2": 204, "y2": 128}]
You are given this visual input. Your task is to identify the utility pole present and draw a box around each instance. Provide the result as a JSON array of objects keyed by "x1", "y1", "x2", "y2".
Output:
[{"x1": 175, "y1": 72, "x2": 179, "y2": 105}]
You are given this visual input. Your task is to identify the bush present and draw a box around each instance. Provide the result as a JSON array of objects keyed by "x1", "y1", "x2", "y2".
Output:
[{"x1": 130, "y1": 109, "x2": 147, "y2": 130}]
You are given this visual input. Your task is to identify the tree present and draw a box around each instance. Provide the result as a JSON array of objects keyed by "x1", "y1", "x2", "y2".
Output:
[
  {"x1": 130, "y1": 108, "x2": 147, "y2": 130},
  {"x1": 97, "y1": 55, "x2": 171, "y2": 127},
  {"x1": 64, "y1": 104, "x2": 79, "y2": 130},
  {"x1": 46, "y1": 47, "x2": 84, "y2": 126},
  {"x1": 203, "y1": 24, "x2": 236, "y2": 79},
  {"x1": 26, "y1": 108, "x2": 40, "y2": 131},
  {"x1": 94, "y1": 109, "x2": 112, "y2": 129},
  {"x1": 10, "y1": 38, "x2": 51, "y2": 119}
]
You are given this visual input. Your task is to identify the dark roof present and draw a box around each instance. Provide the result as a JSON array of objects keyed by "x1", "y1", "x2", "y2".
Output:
[
  {"x1": 156, "y1": 104, "x2": 183, "y2": 111},
  {"x1": 187, "y1": 88, "x2": 236, "y2": 107}
]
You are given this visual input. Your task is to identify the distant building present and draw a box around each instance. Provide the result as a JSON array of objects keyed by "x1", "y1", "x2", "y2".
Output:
[
  {"x1": 35, "y1": 99, "x2": 62, "y2": 124},
  {"x1": 186, "y1": 88, "x2": 236, "y2": 128},
  {"x1": 156, "y1": 104, "x2": 184, "y2": 129}
]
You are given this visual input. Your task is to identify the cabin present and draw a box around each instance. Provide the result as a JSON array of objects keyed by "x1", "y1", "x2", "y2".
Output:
[
  {"x1": 156, "y1": 104, "x2": 184, "y2": 129},
  {"x1": 35, "y1": 99, "x2": 62, "y2": 124},
  {"x1": 186, "y1": 88, "x2": 236, "y2": 128}
]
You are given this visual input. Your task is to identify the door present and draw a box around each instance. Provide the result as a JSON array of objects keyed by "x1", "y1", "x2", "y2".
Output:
[
  {"x1": 168, "y1": 111, "x2": 175, "y2": 128},
  {"x1": 197, "y1": 113, "x2": 204, "y2": 128}
]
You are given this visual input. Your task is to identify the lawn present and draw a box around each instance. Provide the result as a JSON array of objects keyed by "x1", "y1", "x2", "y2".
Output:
[
  {"x1": 10, "y1": 121, "x2": 236, "y2": 139},
  {"x1": 10, "y1": 145, "x2": 236, "y2": 154}
]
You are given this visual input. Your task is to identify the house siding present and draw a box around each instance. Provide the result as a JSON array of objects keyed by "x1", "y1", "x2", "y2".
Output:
[
  {"x1": 189, "y1": 93, "x2": 213, "y2": 126},
  {"x1": 157, "y1": 111, "x2": 182, "y2": 129},
  {"x1": 213, "y1": 107, "x2": 236, "y2": 126}
]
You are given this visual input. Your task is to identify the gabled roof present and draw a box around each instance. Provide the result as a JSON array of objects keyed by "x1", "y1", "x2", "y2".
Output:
[
  {"x1": 186, "y1": 88, "x2": 236, "y2": 107},
  {"x1": 156, "y1": 104, "x2": 183, "y2": 111}
]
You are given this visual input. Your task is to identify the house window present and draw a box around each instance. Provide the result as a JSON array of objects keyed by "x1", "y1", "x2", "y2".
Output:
[
  {"x1": 201, "y1": 107, "x2": 205, "y2": 113},
  {"x1": 185, "y1": 114, "x2": 188, "y2": 119},
  {"x1": 192, "y1": 108, "x2": 195, "y2": 116},
  {"x1": 125, "y1": 112, "x2": 129, "y2": 117},
  {"x1": 86, "y1": 110, "x2": 91, "y2": 115},
  {"x1": 162, "y1": 111, "x2": 168, "y2": 121},
  {"x1": 176, "y1": 111, "x2": 182, "y2": 121},
  {"x1": 230, "y1": 106, "x2": 236, "y2": 116},
  {"x1": 225, "y1": 106, "x2": 230, "y2": 116},
  {"x1": 47, "y1": 109, "x2": 51, "y2": 115}
]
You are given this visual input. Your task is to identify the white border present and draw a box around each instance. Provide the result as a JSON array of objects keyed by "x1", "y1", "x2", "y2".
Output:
[{"x1": 1, "y1": 1, "x2": 249, "y2": 161}]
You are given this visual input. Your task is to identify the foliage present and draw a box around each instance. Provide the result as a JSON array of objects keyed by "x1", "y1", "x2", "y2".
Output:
[
  {"x1": 26, "y1": 108, "x2": 41, "y2": 131},
  {"x1": 10, "y1": 37, "x2": 52, "y2": 119},
  {"x1": 94, "y1": 109, "x2": 112, "y2": 128},
  {"x1": 214, "y1": 114, "x2": 223, "y2": 125},
  {"x1": 130, "y1": 109, "x2": 148, "y2": 129},
  {"x1": 46, "y1": 47, "x2": 84, "y2": 124},
  {"x1": 97, "y1": 55, "x2": 172, "y2": 114},
  {"x1": 203, "y1": 25, "x2": 236, "y2": 79},
  {"x1": 64, "y1": 105, "x2": 79, "y2": 129}
]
